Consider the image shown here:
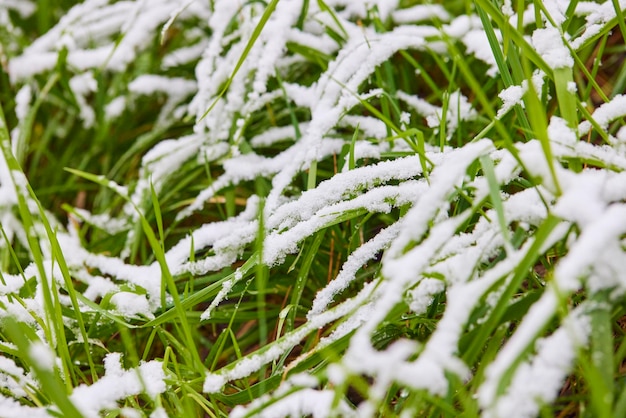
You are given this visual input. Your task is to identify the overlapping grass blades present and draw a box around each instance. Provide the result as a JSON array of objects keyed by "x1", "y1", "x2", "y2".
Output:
[{"x1": 0, "y1": 0, "x2": 625, "y2": 417}]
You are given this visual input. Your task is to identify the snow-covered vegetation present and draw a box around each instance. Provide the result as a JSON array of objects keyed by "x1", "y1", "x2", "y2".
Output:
[{"x1": 0, "y1": 0, "x2": 625, "y2": 416}]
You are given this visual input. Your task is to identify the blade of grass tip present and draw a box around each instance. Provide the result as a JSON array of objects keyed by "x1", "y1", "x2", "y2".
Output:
[
  {"x1": 479, "y1": 155, "x2": 512, "y2": 252},
  {"x1": 475, "y1": 4, "x2": 514, "y2": 87},
  {"x1": 275, "y1": 305, "x2": 292, "y2": 343},
  {"x1": 3, "y1": 318, "x2": 83, "y2": 418},
  {"x1": 187, "y1": 390, "x2": 218, "y2": 418},
  {"x1": 567, "y1": 41, "x2": 610, "y2": 105},
  {"x1": 207, "y1": 278, "x2": 252, "y2": 373},
  {"x1": 225, "y1": 327, "x2": 258, "y2": 402},
  {"x1": 576, "y1": 101, "x2": 610, "y2": 144},
  {"x1": 198, "y1": 0, "x2": 279, "y2": 123},
  {"x1": 207, "y1": 327, "x2": 232, "y2": 371},
  {"x1": 160, "y1": 0, "x2": 197, "y2": 44}
]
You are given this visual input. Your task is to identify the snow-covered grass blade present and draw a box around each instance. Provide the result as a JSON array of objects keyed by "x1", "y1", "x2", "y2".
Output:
[{"x1": 0, "y1": 0, "x2": 625, "y2": 417}]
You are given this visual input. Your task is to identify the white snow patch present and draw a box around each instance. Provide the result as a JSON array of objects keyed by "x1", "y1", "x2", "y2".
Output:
[
  {"x1": 29, "y1": 342, "x2": 56, "y2": 371},
  {"x1": 71, "y1": 353, "x2": 166, "y2": 418},
  {"x1": 531, "y1": 26, "x2": 573, "y2": 69},
  {"x1": 110, "y1": 292, "x2": 155, "y2": 319}
]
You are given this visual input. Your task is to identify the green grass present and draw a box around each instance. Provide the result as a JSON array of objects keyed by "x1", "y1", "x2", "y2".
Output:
[{"x1": 0, "y1": 0, "x2": 625, "y2": 417}]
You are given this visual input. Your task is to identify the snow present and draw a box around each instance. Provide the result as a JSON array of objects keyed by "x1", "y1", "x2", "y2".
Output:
[
  {"x1": 579, "y1": 94, "x2": 626, "y2": 134},
  {"x1": 28, "y1": 342, "x2": 56, "y2": 371},
  {"x1": 0, "y1": 0, "x2": 35, "y2": 17},
  {"x1": 162, "y1": 40, "x2": 208, "y2": 68},
  {"x1": 531, "y1": 26, "x2": 573, "y2": 69},
  {"x1": 570, "y1": 0, "x2": 626, "y2": 49},
  {"x1": 542, "y1": 0, "x2": 570, "y2": 26},
  {"x1": 0, "y1": 357, "x2": 35, "y2": 398},
  {"x1": 104, "y1": 96, "x2": 126, "y2": 120},
  {"x1": 70, "y1": 353, "x2": 166, "y2": 418},
  {"x1": 496, "y1": 69, "x2": 552, "y2": 121},
  {"x1": 13, "y1": 85, "x2": 31, "y2": 121},
  {"x1": 548, "y1": 116, "x2": 577, "y2": 146},
  {"x1": 0, "y1": 395, "x2": 49, "y2": 418},
  {"x1": 497, "y1": 84, "x2": 525, "y2": 118},
  {"x1": 463, "y1": 29, "x2": 500, "y2": 76},
  {"x1": 391, "y1": 5, "x2": 450, "y2": 23},
  {"x1": 308, "y1": 221, "x2": 404, "y2": 317},
  {"x1": 2, "y1": 0, "x2": 626, "y2": 416},
  {"x1": 481, "y1": 305, "x2": 590, "y2": 418},
  {"x1": 110, "y1": 292, "x2": 154, "y2": 319},
  {"x1": 397, "y1": 90, "x2": 477, "y2": 138},
  {"x1": 406, "y1": 278, "x2": 445, "y2": 314},
  {"x1": 69, "y1": 72, "x2": 98, "y2": 127},
  {"x1": 128, "y1": 75, "x2": 196, "y2": 97}
]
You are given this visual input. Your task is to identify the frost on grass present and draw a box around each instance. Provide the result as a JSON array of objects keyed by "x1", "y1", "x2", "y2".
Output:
[{"x1": 1, "y1": 0, "x2": 626, "y2": 417}]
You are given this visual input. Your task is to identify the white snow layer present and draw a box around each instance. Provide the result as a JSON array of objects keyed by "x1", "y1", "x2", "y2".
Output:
[{"x1": 1, "y1": 0, "x2": 625, "y2": 417}]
